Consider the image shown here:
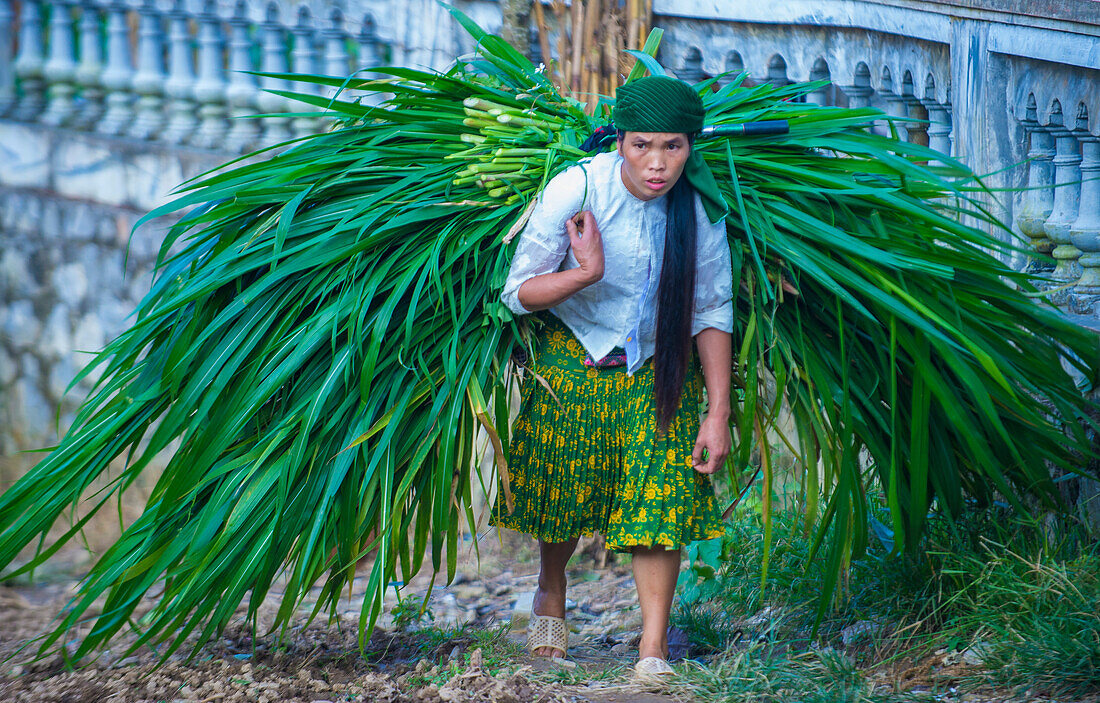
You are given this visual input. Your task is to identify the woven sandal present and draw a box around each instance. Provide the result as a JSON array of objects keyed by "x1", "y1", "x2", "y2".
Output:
[
  {"x1": 527, "y1": 614, "x2": 568, "y2": 658},
  {"x1": 633, "y1": 656, "x2": 675, "y2": 681}
]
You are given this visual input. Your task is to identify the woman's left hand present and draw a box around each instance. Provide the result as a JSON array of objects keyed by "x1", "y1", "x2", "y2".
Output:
[{"x1": 691, "y1": 414, "x2": 731, "y2": 474}]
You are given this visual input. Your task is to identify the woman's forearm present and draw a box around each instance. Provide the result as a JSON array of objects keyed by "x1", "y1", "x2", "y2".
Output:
[
  {"x1": 695, "y1": 327, "x2": 732, "y2": 419},
  {"x1": 517, "y1": 268, "x2": 599, "y2": 312}
]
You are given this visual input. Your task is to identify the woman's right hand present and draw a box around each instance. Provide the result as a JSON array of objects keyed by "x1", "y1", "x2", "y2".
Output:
[
  {"x1": 566, "y1": 211, "x2": 605, "y2": 285},
  {"x1": 515, "y1": 211, "x2": 604, "y2": 311}
]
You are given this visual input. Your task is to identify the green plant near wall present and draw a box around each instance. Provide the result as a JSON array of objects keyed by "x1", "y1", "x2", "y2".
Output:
[{"x1": 0, "y1": 7, "x2": 1097, "y2": 661}]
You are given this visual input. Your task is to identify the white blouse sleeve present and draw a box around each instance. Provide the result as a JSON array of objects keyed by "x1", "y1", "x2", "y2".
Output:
[
  {"x1": 500, "y1": 164, "x2": 589, "y2": 315},
  {"x1": 692, "y1": 196, "x2": 735, "y2": 336}
]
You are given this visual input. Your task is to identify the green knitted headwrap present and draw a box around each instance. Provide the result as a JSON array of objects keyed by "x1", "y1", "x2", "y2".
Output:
[{"x1": 613, "y1": 76, "x2": 729, "y2": 224}]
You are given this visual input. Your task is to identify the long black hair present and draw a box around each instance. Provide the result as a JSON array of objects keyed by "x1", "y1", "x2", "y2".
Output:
[{"x1": 617, "y1": 130, "x2": 698, "y2": 433}]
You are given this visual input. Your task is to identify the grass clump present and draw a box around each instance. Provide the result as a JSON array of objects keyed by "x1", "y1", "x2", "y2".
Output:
[
  {"x1": 674, "y1": 496, "x2": 1100, "y2": 699},
  {"x1": 673, "y1": 641, "x2": 934, "y2": 703},
  {"x1": 954, "y1": 545, "x2": 1100, "y2": 697}
]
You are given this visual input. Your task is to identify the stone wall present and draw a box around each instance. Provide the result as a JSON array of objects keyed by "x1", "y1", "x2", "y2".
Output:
[{"x1": 0, "y1": 122, "x2": 232, "y2": 478}]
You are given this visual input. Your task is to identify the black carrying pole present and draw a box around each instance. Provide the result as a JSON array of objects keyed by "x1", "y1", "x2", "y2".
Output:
[{"x1": 700, "y1": 120, "x2": 790, "y2": 138}]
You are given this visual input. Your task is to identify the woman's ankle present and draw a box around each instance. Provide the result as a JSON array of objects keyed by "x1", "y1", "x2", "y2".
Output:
[
  {"x1": 532, "y1": 578, "x2": 567, "y2": 617},
  {"x1": 637, "y1": 632, "x2": 669, "y2": 661}
]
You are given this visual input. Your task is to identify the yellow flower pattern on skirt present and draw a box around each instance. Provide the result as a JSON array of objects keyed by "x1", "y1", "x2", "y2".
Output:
[{"x1": 490, "y1": 315, "x2": 724, "y2": 551}]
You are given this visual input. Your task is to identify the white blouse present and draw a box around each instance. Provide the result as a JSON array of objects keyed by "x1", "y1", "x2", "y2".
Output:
[{"x1": 501, "y1": 150, "x2": 735, "y2": 375}]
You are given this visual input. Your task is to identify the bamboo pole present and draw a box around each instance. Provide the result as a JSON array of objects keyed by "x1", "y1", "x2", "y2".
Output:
[
  {"x1": 628, "y1": 0, "x2": 640, "y2": 49},
  {"x1": 532, "y1": 0, "x2": 554, "y2": 83},
  {"x1": 582, "y1": 0, "x2": 601, "y2": 110},
  {"x1": 610, "y1": 6, "x2": 622, "y2": 98},
  {"x1": 570, "y1": 0, "x2": 584, "y2": 95},
  {"x1": 603, "y1": 5, "x2": 617, "y2": 101},
  {"x1": 552, "y1": 0, "x2": 568, "y2": 96}
]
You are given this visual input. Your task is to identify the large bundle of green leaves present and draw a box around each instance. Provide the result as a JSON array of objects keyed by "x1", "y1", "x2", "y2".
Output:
[{"x1": 0, "y1": 10, "x2": 1095, "y2": 659}]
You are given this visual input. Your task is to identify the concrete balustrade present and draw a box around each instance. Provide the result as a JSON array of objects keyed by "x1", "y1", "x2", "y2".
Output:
[{"x1": 0, "y1": 0, "x2": 404, "y2": 149}]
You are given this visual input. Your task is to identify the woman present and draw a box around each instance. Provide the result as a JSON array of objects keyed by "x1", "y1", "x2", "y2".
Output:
[{"x1": 490, "y1": 76, "x2": 735, "y2": 678}]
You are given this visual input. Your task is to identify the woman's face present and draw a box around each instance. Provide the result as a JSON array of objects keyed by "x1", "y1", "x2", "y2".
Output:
[{"x1": 616, "y1": 131, "x2": 691, "y2": 201}]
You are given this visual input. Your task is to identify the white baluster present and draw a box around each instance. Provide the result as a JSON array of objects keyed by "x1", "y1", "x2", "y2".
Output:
[
  {"x1": 354, "y1": 13, "x2": 384, "y2": 107},
  {"x1": 312, "y1": 30, "x2": 332, "y2": 129},
  {"x1": 190, "y1": 0, "x2": 228, "y2": 148},
  {"x1": 877, "y1": 69, "x2": 905, "y2": 138},
  {"x1": 323, "y1": 8, "x2": 350, "y2": 95},
  {"x1": 1044, "y1": 106, "x2": 1083, "y2": 282},
  {"x1": 923, "y1": 79, "x2": 952, "y2": 164},
  {"x1": 806, "y1": 59, "x2": 830, "y2": 107},
  {"x1": 720, "y1": 51, "x2": 744, "y2": 88},
  {"x1": 1017, "y1": 100, "x2": 1055, "y2": 263},
  {"x1": 290, "y1": 6, "x2": 319, "y2": 138},
  {"x1": 257, "y1": 3, "x2": 291, "y2": 145},
  {"x1": 356, "y1": 13, "x2": 382, "y2": 69},
  {"x1": 129, "y1": 0, "x2": 167, "y2": 139},
  {"x1": 905, "y1": 95, "x2": 928, "y2": 147},
  {"x1": 943, "y1": 86, "x2": 955, "y2": 157},
  {"x1": 899, "y1": 74, "x2": 926, "y2": 147},
  {"x1": 766, "y1": 55, "x2": 789, "y2": 88},
  {"x1": 924, "y1": 99, "x2": 950, "y2": 166},
  {"x1": 0, "y1": 0, "x2": 14, "y2": 116},
  {"x1": 842, "y1": 64, "x2": 873, "y2": 111},
  {"x1": 225, "y1": 0, "x2": 260, "y2": 152},
  {"x1": 925, "y1": 103, "x2": 952, "y2": 156},
  {"x1": 162, "y1": 0, "x2": 197, "y2": 144},
  {"x1": 1072, "y1": 137, "x2": 1100, "y2": 291},
  {"x1": 896, "y1": 74, "x2": 920, "y2": 144},
  {"x1": 72, "y1": 0, "x2": 105, "y2": 129},
  {"x1": 97, "y1": 0, "x2": 135, "y2": 134},
  {"x1": 12, "y1": 0, "x2": 46, "y2": 121},
  {"x1": 318, "y1": 6, "x2": 350, "y2": 129},
  {"x1": 41, "y1": 0, "x2": 78, "y2": 125},
  {"x1": 679, "y1": 47, "x2": 704, "y2": 84}
]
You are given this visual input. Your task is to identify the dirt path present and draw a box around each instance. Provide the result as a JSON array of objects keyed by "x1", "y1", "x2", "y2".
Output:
[{"x1": 0, "y1": 531, "x2": 681, "y2": 703}]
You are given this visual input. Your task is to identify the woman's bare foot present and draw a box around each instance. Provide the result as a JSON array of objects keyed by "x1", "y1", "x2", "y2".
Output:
[
  {"x1": 531, "y1": 578, "x2": 567, "y2": 657},
  {"x1": 531, "y1": 539, "x2": 577, "y2": 657}
]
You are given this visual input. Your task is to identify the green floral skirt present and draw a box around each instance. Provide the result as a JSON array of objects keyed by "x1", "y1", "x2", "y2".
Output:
[{"x1": 490, "y1": 314, "x2": 724, "y2": 551}]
